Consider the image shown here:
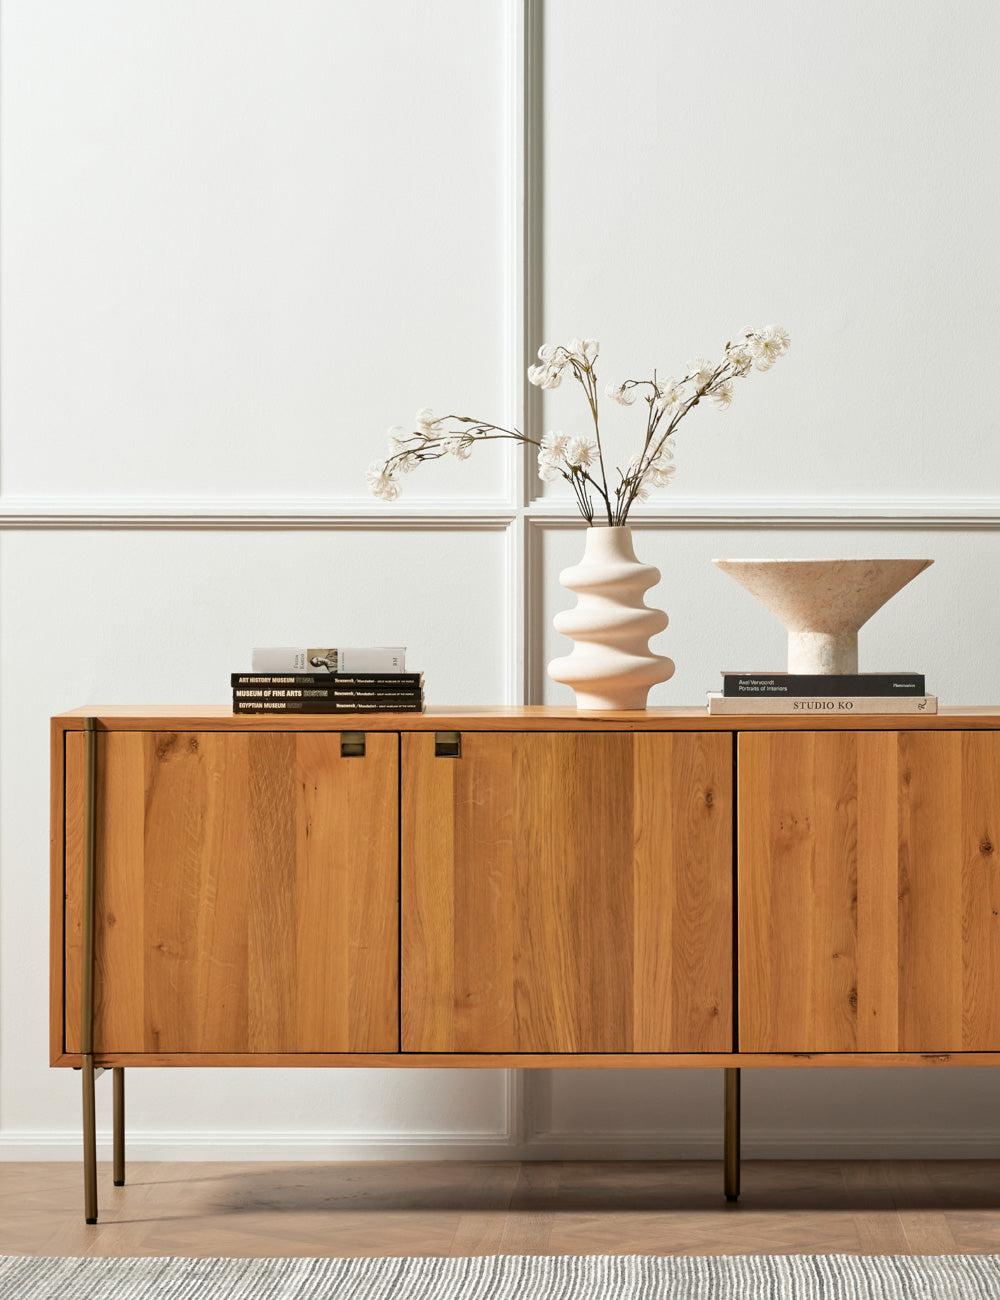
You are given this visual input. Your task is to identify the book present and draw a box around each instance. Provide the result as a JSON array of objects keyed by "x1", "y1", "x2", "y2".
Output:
[
  {"x1": 233, "y1": 699, "x2": 423, "y2": 713},
  {"x1": 231, "y1": 672, "x2": 422, "y2": 688},
  {"x1": 722, "y1": 672, "x2": 925, "y2": 697},
  {"x1": 233, "y1": 687, "x2": 421, "y2": 701},
  {"x1": 707, "y1": 693, "x2": 938, "y2": 715},
  {"x1": 251, "y1": 647, "x2": 406, "y2": 673}
]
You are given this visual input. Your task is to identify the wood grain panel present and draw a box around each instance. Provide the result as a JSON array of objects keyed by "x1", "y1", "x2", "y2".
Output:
[
  {"x1": 65, "y1": 731, "x2": 397, "y2": 1053},
  {"x1": 739, "y1": 730, "x2": 1000, "y2": 1052},
  {"x1": 402, "y1": 731, "x2": 732, "y2": 1053}
]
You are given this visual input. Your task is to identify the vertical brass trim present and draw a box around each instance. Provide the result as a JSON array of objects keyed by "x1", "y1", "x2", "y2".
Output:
[
  {"x1": 82, "y1": 717, "x2": 98, "y2": 1223},
  {"x1": 724, "y1": 1067, "x2": 741, "y2": 1204}
]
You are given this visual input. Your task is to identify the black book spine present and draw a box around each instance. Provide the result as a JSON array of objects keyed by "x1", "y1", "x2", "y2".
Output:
[
  {"x1": 723, "y1": 672, "x2": 925, "y2": 697},
  {"x1": 231, "y1": 672, "x2": 422, "y2": 687},
  {"x1": 233, "y1": 700, "x2": 424, "y2": 713},
  {"x1": 233, "y1": 689, "x2": 421, "y2": 702}
]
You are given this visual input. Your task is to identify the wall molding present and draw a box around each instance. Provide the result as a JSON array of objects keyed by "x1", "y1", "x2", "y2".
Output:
[
  {"x1": 0, "y1": 1128, "x2": 514, "y2": 1163},
  {"x1": 526, "y1": 496, "x2": 1000, "y2": 530},
  {"x1": 5, "y1": 1125, "x2": 1000, "y2": 1162},
  {"x1": 5, "y1": 494, "x2": 1000, "y2": 530},
  {"x1": 0, "y1": 496, "x2": 517, "y2": 529}
]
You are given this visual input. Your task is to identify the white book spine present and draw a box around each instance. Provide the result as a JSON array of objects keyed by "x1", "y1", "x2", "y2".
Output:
[
  {"x1": 251, "y1": 647, "x2": 406, "y2": 673},
  {"x1": 707, "y1": 693, "x2": 938, "y2": 715}
]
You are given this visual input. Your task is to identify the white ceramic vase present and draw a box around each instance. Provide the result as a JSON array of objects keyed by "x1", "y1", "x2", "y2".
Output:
[{"x1": 548, "y1": 526, "x2": 674, "y2": 710}]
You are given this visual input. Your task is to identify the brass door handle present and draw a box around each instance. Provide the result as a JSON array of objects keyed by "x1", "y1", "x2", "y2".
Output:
[{"x1": 434, "y1": 731, "x2": 461, "y2": 758}]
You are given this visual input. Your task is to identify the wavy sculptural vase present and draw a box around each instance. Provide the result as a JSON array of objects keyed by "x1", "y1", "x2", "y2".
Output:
[
  {"x1": 548, "y1": 526, "x2": 674, "y2": 710},
  {"x1": 713, "y1": 557, "x2": 933, "y2": 673}
]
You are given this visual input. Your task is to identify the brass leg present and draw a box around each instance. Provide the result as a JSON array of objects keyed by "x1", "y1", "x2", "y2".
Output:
[
  {"x1": 82, "y1": 1057, "x2": 98, "y2": 1223},
  {"x1": 113, "y1": 1068, "x2": 125, "y2": 1186},
  {"x1": 724, "y1": 1067, "x2": 741, "y2": 1203}
]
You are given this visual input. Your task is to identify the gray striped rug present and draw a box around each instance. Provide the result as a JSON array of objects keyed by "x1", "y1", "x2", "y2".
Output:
[{"x1": 1, "y1": 1255, "x2": 999, "y2": 1298}]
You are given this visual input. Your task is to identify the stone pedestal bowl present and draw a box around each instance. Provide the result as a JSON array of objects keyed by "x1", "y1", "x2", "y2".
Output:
[{"x1": 712, "y1": 558, "x2": 933, "y2": 674}]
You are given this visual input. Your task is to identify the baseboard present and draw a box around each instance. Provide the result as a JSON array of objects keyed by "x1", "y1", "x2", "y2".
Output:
[
  {"x1": 521, "y1": 1127, "x2": 1000, "y2": 1160},
  {"x1": 4, "y1": 1126, "x2": 1000, "y2": 1161},
  {"x1": 0, "y1": 1128, "x2": 514, "y2": 1162}
]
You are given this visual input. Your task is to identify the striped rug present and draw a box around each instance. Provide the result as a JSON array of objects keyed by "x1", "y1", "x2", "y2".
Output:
[{"x1": 2, "y1": 1255, "x2": 999, "y2": 1298}]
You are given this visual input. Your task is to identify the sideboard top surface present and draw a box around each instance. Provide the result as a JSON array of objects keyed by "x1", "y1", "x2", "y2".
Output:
[{"x1": 52, "y1": 704, "x2": 1000, "y2": 732}]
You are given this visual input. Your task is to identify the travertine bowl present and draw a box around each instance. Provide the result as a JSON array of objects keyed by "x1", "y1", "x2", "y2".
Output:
[{"x1": 713, "y1": 558, "x2": 933, "y2": 674}]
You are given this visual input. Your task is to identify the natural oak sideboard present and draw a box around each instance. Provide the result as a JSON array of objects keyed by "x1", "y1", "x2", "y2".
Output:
[{"x1": 51, "y1": 705, "x2": 1000, "y2": 1222}]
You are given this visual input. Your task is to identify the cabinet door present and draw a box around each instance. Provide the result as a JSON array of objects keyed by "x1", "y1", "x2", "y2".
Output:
[
  {"x1": 65, "y1": 731, "x2": 398, "y2": 1054},
  {"x1": 402, "y1": 731, "x2": 732, "y2": 1053},
  {"x1": 739, "y1": 731, "x2": 1000, "y2": 1052}
]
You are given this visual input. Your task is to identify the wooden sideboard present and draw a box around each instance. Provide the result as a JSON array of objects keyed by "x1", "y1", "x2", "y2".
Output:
[{"x1": 51, "y1": 705, "x2": 1000, "y2": 1222}]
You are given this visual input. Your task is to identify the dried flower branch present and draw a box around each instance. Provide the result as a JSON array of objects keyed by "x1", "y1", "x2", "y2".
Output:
[{"x1": 367, "y1": 326, "x2": 789, "y2": 525}]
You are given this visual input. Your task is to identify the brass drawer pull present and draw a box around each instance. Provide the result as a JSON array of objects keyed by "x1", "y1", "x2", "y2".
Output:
[
  {"x1": 340, "y1": 732, "x2": 366, "y2": 758},
  {"x1": 435, "y1": 731, "x2": 461, "y2": 758}
]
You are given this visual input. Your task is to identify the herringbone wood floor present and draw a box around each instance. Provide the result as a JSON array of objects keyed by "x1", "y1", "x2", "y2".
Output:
[{"x1": 2, "y1": 1161, "x2": 1000, "y2": 1257}]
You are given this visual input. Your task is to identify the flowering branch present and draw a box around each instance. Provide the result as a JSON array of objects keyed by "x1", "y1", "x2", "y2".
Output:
[{"x1": 366, "y1": 326, "x2": 790, "y2": 525}]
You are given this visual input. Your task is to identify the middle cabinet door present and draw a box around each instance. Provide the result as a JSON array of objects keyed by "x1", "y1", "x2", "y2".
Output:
[{"x1": 401, "y1": 731, "x2": 733, "y2": 1053}]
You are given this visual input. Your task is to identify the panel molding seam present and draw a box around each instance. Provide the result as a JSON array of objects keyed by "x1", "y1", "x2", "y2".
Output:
[{"x1": 3, "y1": 495, "x2": 1000, "y2": 530}]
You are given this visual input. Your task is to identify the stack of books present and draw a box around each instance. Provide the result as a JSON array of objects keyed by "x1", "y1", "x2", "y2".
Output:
[
  {"x1": 707, "y1": 671, "x2": 937, "y2": 715},
  {"x1": 232, "y1": 646, "x2": 424, "y2": 714}
]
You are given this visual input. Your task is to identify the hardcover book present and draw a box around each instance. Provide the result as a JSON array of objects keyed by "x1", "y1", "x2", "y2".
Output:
[
  {"x1": 708, "y1": 692, "x2": 938, "y2": 715},
  {"x1": 250, "y1": 647, "x2": 406, "y2": 674},
  {"x1": 722, "y1": 672, "x2": 925, "y2": 697},
  {"x1": 231, "y1": 672, "x2": 422, "y2": 688},
  {"x1": 233, "y1": 699, "x2": 424, "y2": 713},
  {"x1": 233, "y1": 688, "x2": 421, "y2": 701}
]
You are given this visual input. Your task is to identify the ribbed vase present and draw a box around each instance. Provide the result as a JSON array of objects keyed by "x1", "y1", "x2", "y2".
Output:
[{"x1": 548, "y1": 526, "x2": 674, "y2": 710}]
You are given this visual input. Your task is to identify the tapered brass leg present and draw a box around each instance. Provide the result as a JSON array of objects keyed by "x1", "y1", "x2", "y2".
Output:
[
  {"x1": 724, "y1": 1067, "x2": 741, "y2": 1203},
  {"x1": 113, "y1": 1068, "x2": 125, "y2": 1186},
  {"x1": 82, "y1": 1057, "x2": 98, "y2": 1223}
]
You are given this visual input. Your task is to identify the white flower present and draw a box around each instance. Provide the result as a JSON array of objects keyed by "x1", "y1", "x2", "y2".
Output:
[
  {"x1": 710, "y1": 380, "x2": 735, "y2": 410},
  {"x1": 366, "y1": 462, "x2": 400, "y2": 501},
  {"x1": 387, "y1": 426, "x2": 411, "y2": 456},
  {"x1": 528, "y1": 359, "x2": 565, "y2": 389},
  {"x1": 747, "y1": 324, "x2": 790, "y2": 372},
  {"x1": 442, "y1": 436, "x2": 473, "y2": 460},
  {"x1": 540, "y1": 429, "x2": 570, "y2": 460},
  {"x1": 646, "y1": 457, "x2": 677, "y2": 487},
  {"x1": 689, "y1": 358, "x2": 716, "y2": 390},
  {"x1": 415, "y1": 407, "x2": 437, "y2": 435},
  {"x1": 569, "y1": 337, "x2": 599, "y2": 363},
  {"x1": 606, "y1": 381, "x2": 636, "y2": 406},
  {"x1": 726, "y1": 343, "x2": 753, "y2": 376},
  {"x1": 537, "y1": 431, "x2": 573, "y2": 481},
  {"x1": 564, "y1": 437, "x2": 596, "y2": 470},
  {"x1": 653, "y1": 379, "x2": 683, "y2": 415},
  {"x1": 537, "y1": 343, "x2": 557, "y2": 362}
]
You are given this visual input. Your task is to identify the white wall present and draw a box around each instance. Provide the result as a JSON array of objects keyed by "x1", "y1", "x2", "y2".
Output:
[{"x1": 2, "y1": 0, "x2": 1000, "y2": 1161}]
